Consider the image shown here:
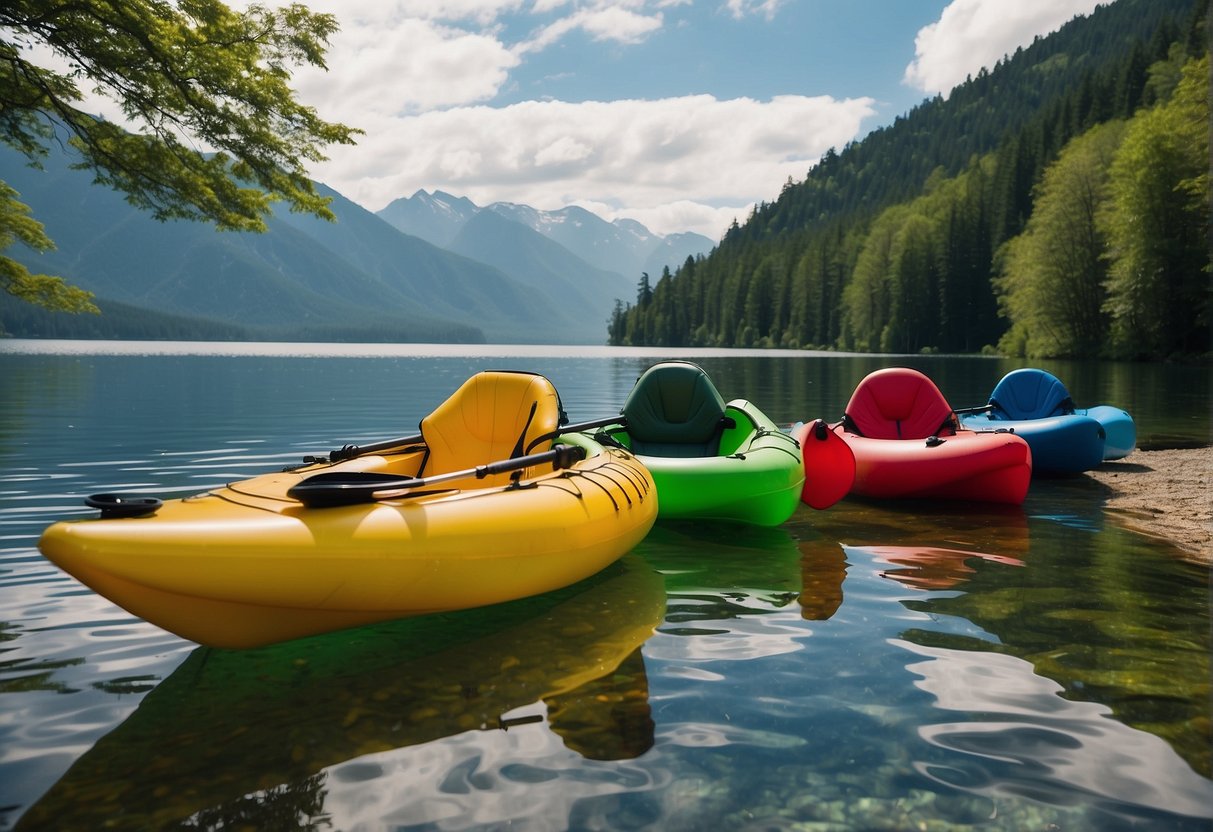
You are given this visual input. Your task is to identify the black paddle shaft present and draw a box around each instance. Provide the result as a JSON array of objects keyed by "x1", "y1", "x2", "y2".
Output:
[
  {"x1": 287, "y1": 444, "x2": 588, "y2": 508},
  {"x1": 323, "y1": 415, "x2": 625, "y2": 464}
]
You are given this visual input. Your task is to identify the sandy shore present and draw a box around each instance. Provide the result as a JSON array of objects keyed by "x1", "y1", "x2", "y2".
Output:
[{"x1": 1084, "y1": 446, "x2": 1211, "y2": 566}]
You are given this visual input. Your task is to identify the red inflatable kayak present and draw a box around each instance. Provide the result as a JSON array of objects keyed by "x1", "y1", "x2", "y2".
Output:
[{"x1": 834, "y1": 368, "x2": 1032, "y2": 505}]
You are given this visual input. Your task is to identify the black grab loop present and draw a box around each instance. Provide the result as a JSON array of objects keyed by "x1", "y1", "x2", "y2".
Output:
[{"x1": 85, "y1": 493, "x2": 163, "y2": 519}]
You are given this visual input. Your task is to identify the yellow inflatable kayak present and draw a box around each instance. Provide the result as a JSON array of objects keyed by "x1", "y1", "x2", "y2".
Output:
[{"x1": 38, "y1": 372, "x2": 658, "y2": 648}]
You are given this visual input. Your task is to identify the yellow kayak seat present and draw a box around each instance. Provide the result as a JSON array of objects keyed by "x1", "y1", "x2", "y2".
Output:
[{"x1": 419, "y1": 371, "x2": 563, "y2": 487}]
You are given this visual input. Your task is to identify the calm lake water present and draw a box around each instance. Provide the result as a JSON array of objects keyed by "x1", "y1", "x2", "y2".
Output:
[{"x1": 1, "y1": 340, "x2": 1210, "y2": 831}]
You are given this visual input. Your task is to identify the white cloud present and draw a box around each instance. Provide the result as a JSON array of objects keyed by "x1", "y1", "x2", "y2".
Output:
[
  {"x1": 397, "y1": 0, "x2": 528, "y2": 23},
  {"x1": 904, "y1": 0, "x2": 1102, "y2": 95},
  {"x1": 576, "y1": 6, "x2": 664, "y2": 42},
  {"x1": 516, "y1": 6, "x2": 664, "y2": 54},
  {"x1": 534, "y1": 135, "x2": 595, "y2": 166},
  {"x1": 291, "y1": 20, "x2": 519, "y2": 117},
  {"x1": 311, "y1": 94, "x2": 876, "y2": 238},
  {"x1": 724, "y1": 0, "x2": 784, "y2": 21}
]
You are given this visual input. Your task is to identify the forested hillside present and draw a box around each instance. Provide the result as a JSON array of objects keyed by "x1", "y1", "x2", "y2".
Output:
[{"x1": 609, "y1": 0, "x2": 1209, "y2": 360}]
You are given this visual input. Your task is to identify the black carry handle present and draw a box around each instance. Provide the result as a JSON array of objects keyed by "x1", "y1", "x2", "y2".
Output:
[
  {"x1": 287, "y1": 444, "x2": 588, "y2": 508},
  {"x1": 84, "y1": 493, "x2": 163, "y2": 519},
  {"x1": 952, "y1": 404, "x2": 995, "y2": 415}
]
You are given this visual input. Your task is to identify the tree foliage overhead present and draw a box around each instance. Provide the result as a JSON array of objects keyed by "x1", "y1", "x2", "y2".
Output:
[
  {"x1": 0, "y1": 0, "x2": 360, "y2": 312},
  {"x1": 608, "y1": 0, "x2": 1208, "y2": 361}
]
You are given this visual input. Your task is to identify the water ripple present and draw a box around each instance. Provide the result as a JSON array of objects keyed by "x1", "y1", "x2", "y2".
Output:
[{"x1": 902, "y1": 640, "x2": 1213, "y2": 820}]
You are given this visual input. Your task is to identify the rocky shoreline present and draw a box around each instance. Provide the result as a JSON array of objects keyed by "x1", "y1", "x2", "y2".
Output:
[{"x1": 1085, "y1": 446, "x2": 1211, "y2": 566}]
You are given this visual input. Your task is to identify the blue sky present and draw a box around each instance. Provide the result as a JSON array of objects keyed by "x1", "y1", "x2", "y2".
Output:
[
  {"x1": 229, "y1": 0, "x2": 1103, "y2": 238},
  {"x1": 494, "y1": 1, "x2": 938, "y2": 114}
]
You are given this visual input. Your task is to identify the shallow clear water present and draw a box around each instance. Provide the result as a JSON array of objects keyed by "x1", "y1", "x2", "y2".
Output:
[{"x1": 1, "y1": 341, "x2": 1209, "y2": 831}]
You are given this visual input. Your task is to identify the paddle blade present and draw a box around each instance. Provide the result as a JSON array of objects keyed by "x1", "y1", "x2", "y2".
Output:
[
  {"x1": 287, "y1": 472, "x2": 423, "y2": 508},
  {"x1": 792, "y1": 419, "x2": 856, "y2": 510}
]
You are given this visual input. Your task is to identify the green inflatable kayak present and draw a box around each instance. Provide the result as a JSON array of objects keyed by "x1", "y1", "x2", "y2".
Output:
[{"x1": 592, "y1": 361, "x2": 805, "y2": 526}]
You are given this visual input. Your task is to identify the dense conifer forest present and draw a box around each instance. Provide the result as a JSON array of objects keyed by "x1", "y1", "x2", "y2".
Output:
[{"x1": 607, "y1": 0, "x2": 1209, "y2": 360}]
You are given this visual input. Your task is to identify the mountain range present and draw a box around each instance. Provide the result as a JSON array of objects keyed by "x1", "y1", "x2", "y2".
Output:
[
  {"x1": 379, "y1": 190, "x2": 712, "y2": 282},
  {"x1": 0, "y1": 144, "x2": 713, "y2": 344}
]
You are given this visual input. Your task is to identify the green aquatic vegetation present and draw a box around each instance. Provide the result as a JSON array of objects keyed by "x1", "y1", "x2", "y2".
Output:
[
  {"x1": 91, "y1": 675, "x2": 160, "y2": 695},
  {"x1": 0, "y1": 656, "x2": 85, "y2": 694}
]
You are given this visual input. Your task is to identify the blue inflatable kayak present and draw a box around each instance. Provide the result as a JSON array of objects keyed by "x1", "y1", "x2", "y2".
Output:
[{"x1": 958, "y1": 368, "x2": 1136, "y2": 474}]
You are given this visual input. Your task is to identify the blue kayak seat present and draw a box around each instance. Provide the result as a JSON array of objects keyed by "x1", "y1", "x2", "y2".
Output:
[
  {"x1": 988, "y1": 369, "x2": 1075, "y2": 420},
  {"x1": 622, "y1": 361, "x2": 729, "y2": 458}
]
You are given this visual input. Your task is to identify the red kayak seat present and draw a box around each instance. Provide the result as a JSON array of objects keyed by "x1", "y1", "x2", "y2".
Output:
[{"x1": 843, "y1": 367, "x2": 957, "y2": 440}]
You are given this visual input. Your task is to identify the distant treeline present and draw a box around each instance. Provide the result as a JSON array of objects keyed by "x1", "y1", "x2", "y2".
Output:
[
  {"x1": 0, "y1": 294, "x2": 486, "y2": 344},
  {"x1": 0, "y1": 294, "x2": 251, "y2": 341},
  {"x1": 608, "y1": 0, "x2": 1209, "y2": 360}
]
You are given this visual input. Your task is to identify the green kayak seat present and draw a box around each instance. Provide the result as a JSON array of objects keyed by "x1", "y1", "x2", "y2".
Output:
[{"x1": 622, "y1": 361, "x2": 730, "y2": 457}]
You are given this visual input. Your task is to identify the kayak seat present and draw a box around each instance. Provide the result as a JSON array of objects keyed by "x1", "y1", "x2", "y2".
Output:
[
  {"x1": 420, "y1": 371, "x2": 562, "y2": 482},
  {"x1": 987, "y1": 368, "x2": 1075, "y2": 420},
  {"x1": 622, "y1": 361, "x2": 729, "y2": 458},
  {"x1": 843, "y1": 367, "x2": 956, "y2": 440}
]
